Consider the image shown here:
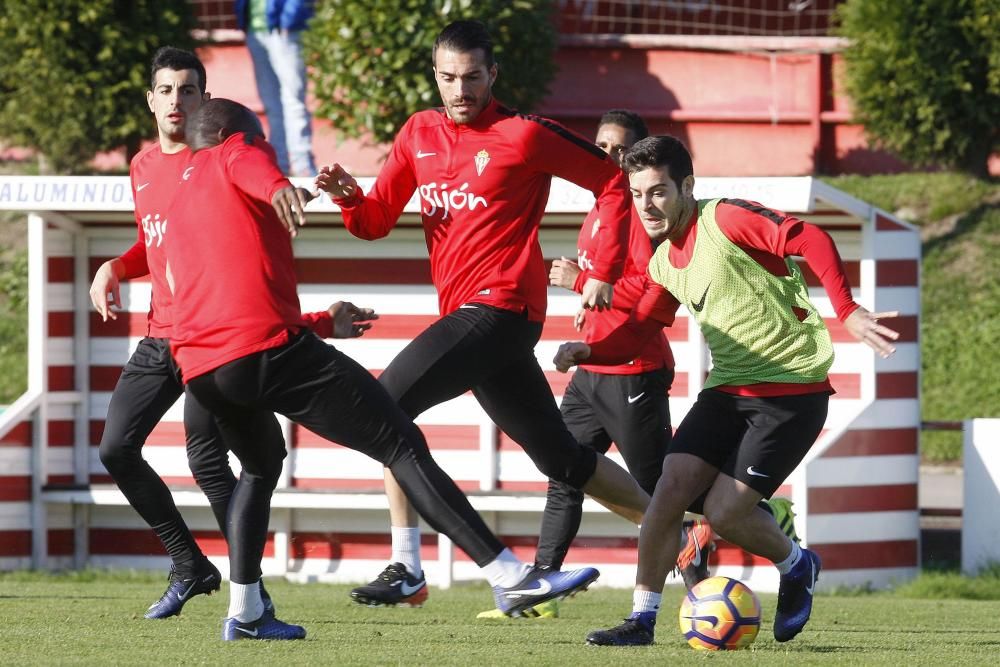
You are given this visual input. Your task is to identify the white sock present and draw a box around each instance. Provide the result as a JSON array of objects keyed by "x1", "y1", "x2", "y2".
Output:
[
  {"x1": 773, "y1": 539, "x2": 802, "y2": 575},
  {"x1": 481, "y1": 548, "x2": 532, "y2": 588},
  {"x1": 633, "y1": 589, "x2": 662, "y2": 614},
  {"x1": 390, "y1": 526, "x2": 422, "y2": 577},
  {"x1": 228, "y1": 579, "x2": 264, "y2": 622}
]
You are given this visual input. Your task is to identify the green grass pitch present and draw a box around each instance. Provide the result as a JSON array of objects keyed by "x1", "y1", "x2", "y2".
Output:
[{"x1": 2, "y1": 571, "x2": 999, "y2": 665}]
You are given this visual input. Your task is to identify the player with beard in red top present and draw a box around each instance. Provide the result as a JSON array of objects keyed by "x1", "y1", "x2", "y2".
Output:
[
  {"x1": 162, "y1": 98, "x2": 605, "y2": 640},
  {"x1": 315, "y1": 19, "x2": 650, "y2": 610},
  {"x1": 88, "y1": 47, "x2": 374, "y2": 621}
]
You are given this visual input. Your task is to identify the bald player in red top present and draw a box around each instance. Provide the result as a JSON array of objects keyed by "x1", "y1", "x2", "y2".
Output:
[{"x1": 161, "y1": 98, "x2": 606, "y2": 640}]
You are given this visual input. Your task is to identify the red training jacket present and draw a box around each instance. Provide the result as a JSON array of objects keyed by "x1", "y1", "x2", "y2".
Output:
[
  {"x1": 118, "y1": 144, "x2": 191, "y2": 338},
  {"x1": 335, "y1": 99, "x2": 631, "y2": 322},
  {"x1": 165, "y1": 133, "x2": 306, "y2": 381},
  {"x1": 571, "y1": 205, "x2": 673, "y2": 375},
  {"x1": 117, "y1": 143, "x2": 334, "y2": 341}
]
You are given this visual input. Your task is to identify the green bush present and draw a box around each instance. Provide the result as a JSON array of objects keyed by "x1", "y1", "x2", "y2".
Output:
[
  {"x1": 835, "y1": 0, "x2": 1000, "y2": 178},
  {"x1": 0, "y1": 249, "x2": 27, "y2": 405},
  {"x1": 305, "y1": 0, "x2": 557, "y2": 146},
  {"x1": 0, "y1": 0, "x2": 197, "y2": 173}
]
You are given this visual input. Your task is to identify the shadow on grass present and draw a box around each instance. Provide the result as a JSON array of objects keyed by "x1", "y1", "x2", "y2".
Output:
[{"x1": 923, "y1": 200, "x2": 1000, "y2": 257}]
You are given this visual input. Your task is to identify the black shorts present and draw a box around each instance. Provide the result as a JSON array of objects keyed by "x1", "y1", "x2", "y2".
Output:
[
  {"x1": 669, "y1": 388, "x2": 829, "y2": 497},
  {"x1": 560, "y1": 367, "x2": 673, "y2": 494}
]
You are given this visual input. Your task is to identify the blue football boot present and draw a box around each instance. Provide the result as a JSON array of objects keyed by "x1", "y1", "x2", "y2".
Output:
[
  {"x1": 222, "y1": 614, "x2": 306, "y2": 641},
  {"x1": 145, "y1": 561, "x2": 221, "y2": 619},
  {"x1": 774, "y1": 547, "x2": 821, "y2": 642},
  {"x1": 492, "y1": 566, "x2": 599, "y2": 618},
  {"x1": 586, "y1": 611, "x2": 657, "y2": 646},
  {"x1": 260, "y1": 579, "x2": 276, "y2": 616}
]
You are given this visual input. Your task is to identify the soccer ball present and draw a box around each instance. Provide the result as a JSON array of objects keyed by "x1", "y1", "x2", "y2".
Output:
[{"x1": 678, "y1": 576, "x2": 761, "y2": 650}]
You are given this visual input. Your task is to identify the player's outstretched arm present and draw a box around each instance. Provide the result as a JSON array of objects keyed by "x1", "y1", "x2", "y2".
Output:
[
  {"x1": 90, "y1": 258, "x2": 126, "y2": 322},
  {"x1": 554, "y1": 342, "x2": 592, "y2": 373},
  {"x1": 329, "y1": 300, "x2": 378, "y2": 339},
  {"x1": 843, "y1": 306, "x2": 900, "y2": 358}
]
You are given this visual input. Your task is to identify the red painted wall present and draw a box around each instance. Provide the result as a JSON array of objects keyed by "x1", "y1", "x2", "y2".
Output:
[
  {"x1": 57, "y1": 38, "x2": 983, "y2": 177},
  {"x1": 203, "y1": 40, "x2": 919, "y2": 177}
]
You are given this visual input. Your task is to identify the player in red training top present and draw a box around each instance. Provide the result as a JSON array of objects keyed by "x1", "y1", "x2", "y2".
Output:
[
  {"x1": 315, "y1": 19, "x2": 650, "y2": 609},
  {"x1": 553, "y1": 135, "x2": 900, "y2": 647},
  {"x1": 87, "y1": 47, "x2": 374, "y2": 621},
  {"x1": 162, "y1": 98, "x2": 605, "y2": 640}
]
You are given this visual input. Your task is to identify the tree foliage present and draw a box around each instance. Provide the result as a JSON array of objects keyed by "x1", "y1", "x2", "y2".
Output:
[
  {"x1": 0, "y1": 1, "x2": 197, "y2": 173},
  {"x1": 835, "y1": 0, "x2": 1000, "y2": 178},
  {"x1": 304, "y1": 0, "x2": 557, "y2": 146}
]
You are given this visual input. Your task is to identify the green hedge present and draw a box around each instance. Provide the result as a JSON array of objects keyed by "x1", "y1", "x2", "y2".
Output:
[
  {"x1": 835, "y1": 0, "x2": 1000, "y2": 178},
  {"x1": 305, "y1": 0, "x2": 557, "y2": 146}
]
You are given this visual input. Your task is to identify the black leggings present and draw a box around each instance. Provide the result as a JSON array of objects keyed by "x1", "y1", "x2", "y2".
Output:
[
  {"x1": 535, "y1": 367, "x2": 673, "y2": 570},
  {"x1": 378, "y1": 303, "x2": 599, "y2": 489},
  {"x1": 186, "y1": 331, "x2": 506, "y2": 584},
  {"x1": 98, "y1": 337, "x2": 236, "y2": 571}
]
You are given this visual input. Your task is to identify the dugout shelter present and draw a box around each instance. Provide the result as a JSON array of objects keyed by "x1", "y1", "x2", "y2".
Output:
[{"x1": 0, "y1": 174, "x2": 920, "y2": 592}]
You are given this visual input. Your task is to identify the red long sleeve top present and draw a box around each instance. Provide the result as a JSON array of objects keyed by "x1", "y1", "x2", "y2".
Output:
[
  {"x1": 335, "y1": 99, "x2": 632, "y2": 322},
  {"x1": 119, "y1": 144, "x2": 190, "y2": 337},
  {"x1": 165, "y1": 133, "x2": 307, "y2": 381},
  {"x1": 571, "y1": 206, "x2": 674, "y2": 374},
  {"x1": 587, "y1": 198, "x2": 858, "y2": 397},
  {"x1": 118, "y1": 143, "x2": 333, "y2": 341}
]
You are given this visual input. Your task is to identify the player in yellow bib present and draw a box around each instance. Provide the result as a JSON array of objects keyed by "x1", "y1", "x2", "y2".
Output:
[{"x1": 555, "y1": 135, "x2": 900, "y2": 646}]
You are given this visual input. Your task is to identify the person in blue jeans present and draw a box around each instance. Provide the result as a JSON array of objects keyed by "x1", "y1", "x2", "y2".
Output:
[{"x1": 235, "y1": 0, "x2": 317, "y2": 176}]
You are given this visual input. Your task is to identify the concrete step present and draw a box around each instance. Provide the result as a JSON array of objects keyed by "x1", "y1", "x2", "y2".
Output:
[{"x1": 919, "y1": 464, "x2": 962, "y2": 567}]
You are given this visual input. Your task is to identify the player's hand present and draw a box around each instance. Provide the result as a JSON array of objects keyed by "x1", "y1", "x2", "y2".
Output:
[
  {"x1": 573, "y1": 308, "x2": 586, "y2": 332},
  {"x1": 554, "y1": 341, "x2": 591, "y2": 373},
  {"x1": 549, "y1": 256, "x2": 582, "y2": 290},
  {"x1": 581, "y1": 278, "x2": 613, "y2": 311},
  {"x1": 844, "y1": 306, "x2": 900, "y2": 358},
  {"x1": 89, "y1": 258, "x2": 124, "y2": 322},
  {"x1": 315, "y1": 163, "x2": 359, "y2": 200},
  {"x1": 272, "y1": 186, "x2": 314, "y2": 237},
  {"x1": 329, "y1": 300, "x2": 378, "y2": 338}
]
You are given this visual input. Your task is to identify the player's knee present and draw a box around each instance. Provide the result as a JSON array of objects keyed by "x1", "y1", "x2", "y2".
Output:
[
  {"x1": 240, "y1": 464, "x2": 282, "y2": 492},
  {"x1": 547, "y1": 479, "x2": 584, "y2": 506},
  {"x1": 97, "y1": 436, "x2": 137, "y2": 472},
  {"x1": 190, "y1": 464, "x2": 237, "y2": 502},
  {"x1": 658, "y1": 458, "x2": 693, "y2": 494},
  {"x1": 536, "y1": 457, "x2": 586, "y2": 488},
  {"x1": 701, "y1": 496, "x2": 747, "y2": 535}
]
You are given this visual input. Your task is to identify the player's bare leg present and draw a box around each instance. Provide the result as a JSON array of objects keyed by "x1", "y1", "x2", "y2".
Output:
[
  {"x1": 581, "y1": 454, "x2": 650, "y2": 523},
  {"x1": 349, "y1": 468, "x2": 427, "y2": 607},
  {"x1": 701, "y1": 475, "x2": 823, "y2": 641},
  {"x1": 702, "y1": 476, "x2": 790, "y2": 562},
  {"x1": 587, "y1": 453, "x2": 715, "y2": 646}
]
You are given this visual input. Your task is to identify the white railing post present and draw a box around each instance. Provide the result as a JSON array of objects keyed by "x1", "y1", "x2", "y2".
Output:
[
  {"x1": 27, "y1": 213, "x2": 49, "y2": 569},
  {"x1": 962, "y1": 418, "x2": 1000, "y2": 575},
  {"x1": 73, "y1": 231, "x2": 90, "y2": 485},
  {"x1": 479, "y1": 412, "x2": 498, "y2": 492}
]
